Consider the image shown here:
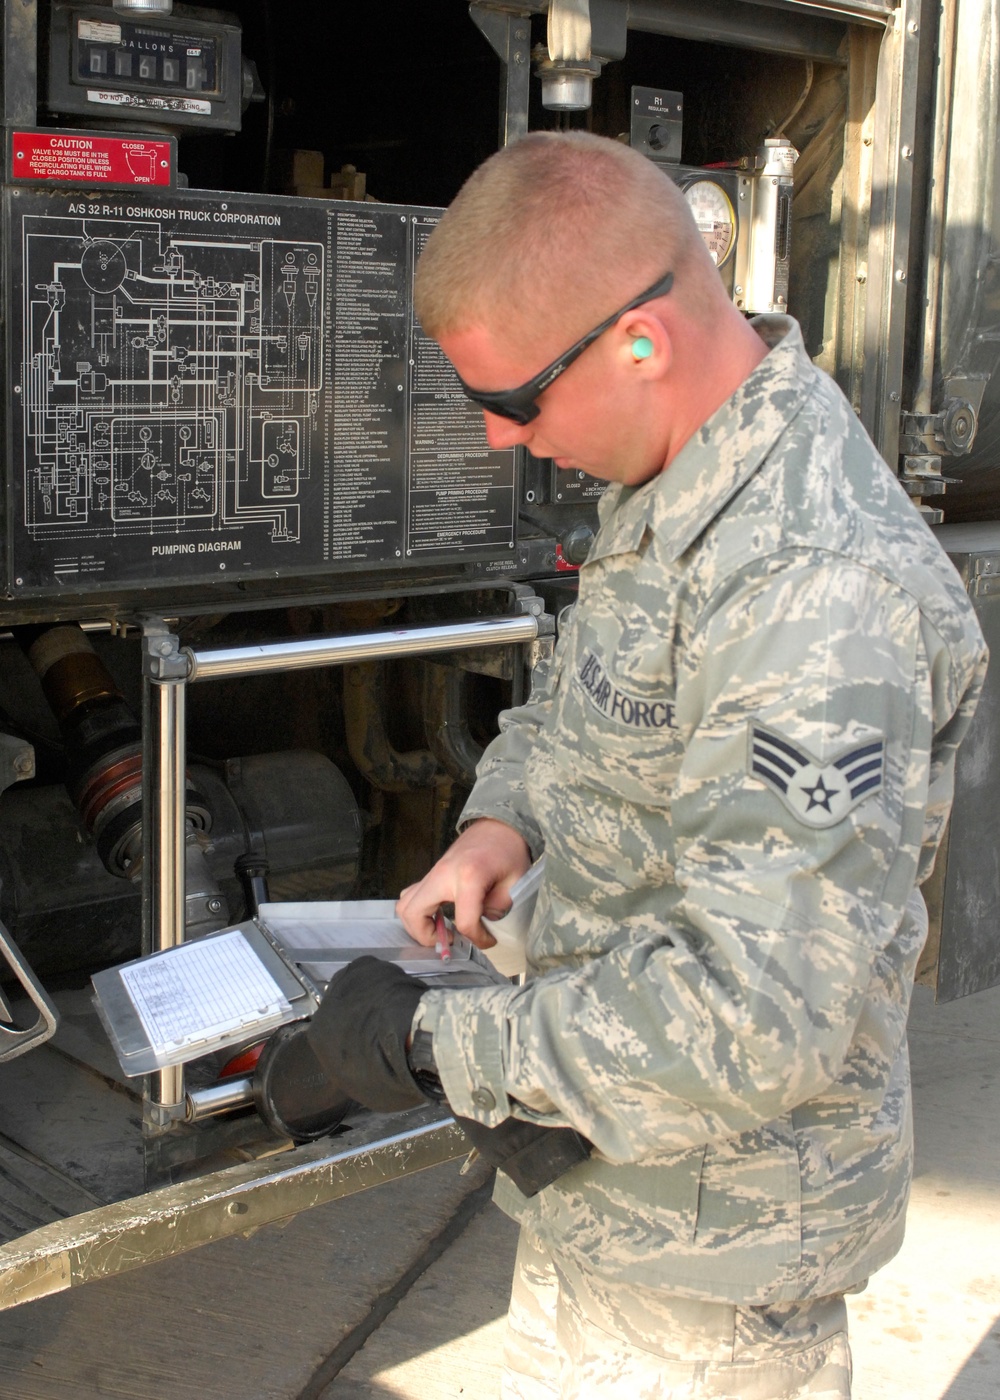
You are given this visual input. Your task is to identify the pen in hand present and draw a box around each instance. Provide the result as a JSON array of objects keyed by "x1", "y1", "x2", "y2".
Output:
[{"x1": 434, "y1": 910, "x2": 452, "y2": 962}]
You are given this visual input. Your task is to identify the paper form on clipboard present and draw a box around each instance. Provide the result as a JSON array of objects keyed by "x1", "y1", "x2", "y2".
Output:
[{"x1": 92, "y1": 923, "x2": 313, "y2": 1078}]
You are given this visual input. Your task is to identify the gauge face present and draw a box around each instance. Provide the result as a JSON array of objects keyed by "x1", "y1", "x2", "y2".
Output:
[{"x1": 683, "y1": 180, "x2": 737, "y2": 267}]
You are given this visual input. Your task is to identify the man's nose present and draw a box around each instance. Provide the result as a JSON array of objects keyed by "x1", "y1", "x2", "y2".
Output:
[{"x1": 483, "y1": 410, "x2": 531, "y2": 450}]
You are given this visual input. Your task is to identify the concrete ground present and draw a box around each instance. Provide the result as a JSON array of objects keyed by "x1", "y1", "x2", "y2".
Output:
[
  {"x1": 845, "y1": 982, "x2": 1000, "y2": 1400},
  {"x1": 0, "y1": 981, "x2": 996, "y2": 1398}
]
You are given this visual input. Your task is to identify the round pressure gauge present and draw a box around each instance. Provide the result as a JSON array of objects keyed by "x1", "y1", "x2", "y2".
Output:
[{"x1": 683, "y1": 180, "x2": 737, "y2": 267}]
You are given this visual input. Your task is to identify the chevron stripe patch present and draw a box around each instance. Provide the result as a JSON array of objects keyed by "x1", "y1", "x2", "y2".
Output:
[{"x1": 747, "y1": 721, "x2": 885, "y2": 828}]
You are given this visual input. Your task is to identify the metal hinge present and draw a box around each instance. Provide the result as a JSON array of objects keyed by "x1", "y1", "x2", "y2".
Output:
[{"x1": 899, "y1": 399, "x2": 978, "y2": 458}]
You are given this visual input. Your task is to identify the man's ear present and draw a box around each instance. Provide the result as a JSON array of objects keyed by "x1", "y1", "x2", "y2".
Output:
[{"x1": 617, "y1": 313, "x2": 672, "y2": 376}]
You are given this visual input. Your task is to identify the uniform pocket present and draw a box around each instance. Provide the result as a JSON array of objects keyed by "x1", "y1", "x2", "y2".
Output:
[
  {"x1": 556, "y1": 631, "x2": 684, "y2": 808},
  {"x1": 536, "y1": 1146, "x2": 706, "y2": 1285},
  {"x1": 687, "y1": 1116, "x2": 804, "y2": 1302}
]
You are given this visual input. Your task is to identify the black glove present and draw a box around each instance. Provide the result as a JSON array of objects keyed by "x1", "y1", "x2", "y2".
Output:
[
  {"x1": 453, "y1": 1114, "x2": 593, "y2": 1198},
  {"x1": 253, "y1": 1020, "x2": 356, "y2": 1142},
  {"x1": 305, "y1": 954, "x2": 429, "y2": 1113},
  {"x1": 255, "y1": 955, "x2": 594, "y2": 1188}
]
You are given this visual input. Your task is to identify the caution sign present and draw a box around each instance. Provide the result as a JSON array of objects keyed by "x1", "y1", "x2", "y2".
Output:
[{"x1": 11, "y1": 129, "x2": 173, "y2": 187}]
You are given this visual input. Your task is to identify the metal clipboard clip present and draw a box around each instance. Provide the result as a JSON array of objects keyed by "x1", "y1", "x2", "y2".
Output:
[{"x1": 0, "y1": 916, "x2": 58, "y2": 1062}]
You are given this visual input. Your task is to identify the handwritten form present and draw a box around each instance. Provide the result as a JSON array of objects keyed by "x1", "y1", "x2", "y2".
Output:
[{"x1": 119, "y1": 930, "x2": 292, "y2": 1055}]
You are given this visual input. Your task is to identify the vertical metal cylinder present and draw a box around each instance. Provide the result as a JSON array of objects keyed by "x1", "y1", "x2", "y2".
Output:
[{"x1": 149, "y1": 674, "x2": 187, "y2": 1112}]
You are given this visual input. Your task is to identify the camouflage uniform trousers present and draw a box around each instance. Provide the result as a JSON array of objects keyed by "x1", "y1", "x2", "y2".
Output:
[{"x1": 502, "y1": 1221, "x2": 852, "y2": 1400}]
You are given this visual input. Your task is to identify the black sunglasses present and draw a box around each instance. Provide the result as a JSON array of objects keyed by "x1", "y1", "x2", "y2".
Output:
[{"x1": 456, "y1": 269, "x2": 674, "y2": 425}]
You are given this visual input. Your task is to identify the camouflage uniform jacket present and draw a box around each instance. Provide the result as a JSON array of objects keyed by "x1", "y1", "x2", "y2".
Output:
[{"x1": 416, "y1": 316, "x2": 987, "y2": 1305}]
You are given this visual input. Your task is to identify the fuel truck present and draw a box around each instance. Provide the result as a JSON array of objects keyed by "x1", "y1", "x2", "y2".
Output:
[{"x1": 0, "y1": 0, "x2": 996, "y2": 1309}]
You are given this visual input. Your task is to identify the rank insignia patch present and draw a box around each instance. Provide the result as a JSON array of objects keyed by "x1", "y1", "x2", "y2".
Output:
[{"x1": 747, "y1": 721, "x2": 885, "y2": 828}]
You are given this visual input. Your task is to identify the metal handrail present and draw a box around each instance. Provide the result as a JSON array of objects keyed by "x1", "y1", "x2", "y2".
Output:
[
  {"x1": 142, "y1": 607, "x2": 541, "y2": 1120},
  {"x1": 185, "y1": 614, "x2": 539, "y2": 681}
]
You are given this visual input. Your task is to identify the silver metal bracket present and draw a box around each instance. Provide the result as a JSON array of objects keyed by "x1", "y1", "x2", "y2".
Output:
[
  {"x1": 899, "y1": 454, "x2": 959, "y2": 498},
  {"x1": 0, "y1": 737, "x2": 53, "y2": 1057},
  {"x1": 144, "y1": 1098, "x2": 188, "y2": 1133},
  {"x1": 141, "y1": 624, "x2": 191, "y2": 682},
  {"x1": 470, "y1": 3, "x2": 532, "y2": 145},
  {"x1": 507, "y1": 587, "x2": 555, "y2": 693},
  {"x1": 0, "y1": 916, "x2": 59, "y2": 1063},
  {"x1": 512, "y1": 586, "x2": 555, "y2": 633}
]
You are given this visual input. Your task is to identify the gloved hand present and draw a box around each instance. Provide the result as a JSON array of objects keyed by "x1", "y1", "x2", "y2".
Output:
[
  {"x1": 453, "y1": 1114, "x2": 592, "y2": 1198},
  {"x1": 304, "y1": 954, "x2": 429, "y2": 1112},
  {"x1": 253, "y1": 1020, "x2": 356, "y2": 1142},
  {"x1": 255, "y1": 954, "x2": 594, "y2": 1193}
]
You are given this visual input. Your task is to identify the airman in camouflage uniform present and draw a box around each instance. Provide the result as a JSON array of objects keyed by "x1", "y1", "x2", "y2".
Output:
[{"x1": 395, "y1": 132, "x2": 988, "y2": 1397}]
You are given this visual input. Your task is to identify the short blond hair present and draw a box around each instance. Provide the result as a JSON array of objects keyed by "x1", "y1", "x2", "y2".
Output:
[{"x1": 414, "y1": 131, "x2": 722, "y2": 350}]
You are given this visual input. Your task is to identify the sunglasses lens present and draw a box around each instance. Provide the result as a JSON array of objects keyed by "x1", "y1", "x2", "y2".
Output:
[
  {"x1": 465, "y1": 394, "x2": 538, "y2": 425},
  {"x1": 497, "y1": 401, "x2": 537, "y2": 425}
]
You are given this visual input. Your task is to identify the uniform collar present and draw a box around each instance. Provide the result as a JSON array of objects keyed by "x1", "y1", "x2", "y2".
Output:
[{"x1": 588, "y1": 316, "x2": 814, "y2": 565}]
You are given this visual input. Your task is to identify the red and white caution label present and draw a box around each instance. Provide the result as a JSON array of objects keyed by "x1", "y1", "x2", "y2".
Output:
[
  {"x1": 554, "y1": 545, "x2": 580, "y2": 572},
  {"x1": 11, "y1": 131, "x2": 172, "y2": 186}
]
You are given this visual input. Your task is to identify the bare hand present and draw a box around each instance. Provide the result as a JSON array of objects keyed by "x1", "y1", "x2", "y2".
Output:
[{"x1": 396, "y1": 819, "x2": 532, "y2": 951}]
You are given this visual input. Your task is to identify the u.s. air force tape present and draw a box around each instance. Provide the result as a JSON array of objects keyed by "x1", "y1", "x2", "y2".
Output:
[
  {"x1": 748, "y1": 720, "x2": 885, "y2": 828},
  {"x1": 575, "y1": 648, "x2": 677, "y2": 731}
]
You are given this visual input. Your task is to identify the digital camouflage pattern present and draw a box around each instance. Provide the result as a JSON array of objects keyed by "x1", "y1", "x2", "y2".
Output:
[
  {"x1": 503, "y1": 1219, "x2": 852, "y2": 1399},
  {"x1": 417, "y1": 316, "x2": 987, "y2": 1305}
]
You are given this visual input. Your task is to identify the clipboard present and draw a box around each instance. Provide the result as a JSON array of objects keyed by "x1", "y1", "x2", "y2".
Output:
[
  {"x1": 92, "y1": 922, "x2": 315, "y2": 1078},
  {"x1": 92, "y1": 903, "x2": 509, "y2": 1079},
  {"x1": 255, "y1": 899, "x2": 487, "y2": 986}
]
